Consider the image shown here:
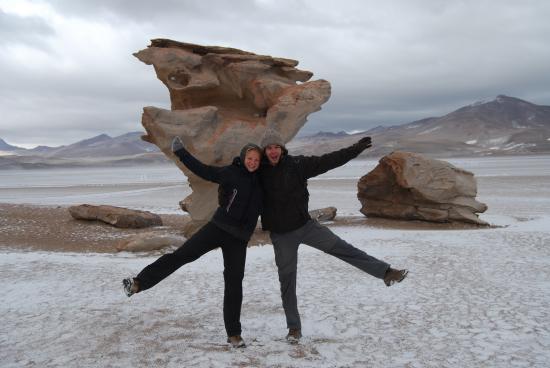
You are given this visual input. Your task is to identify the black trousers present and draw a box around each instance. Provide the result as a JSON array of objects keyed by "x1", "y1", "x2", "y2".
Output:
[{"x1": 135, "y1": 222, "x2": 248, "y2": 337}]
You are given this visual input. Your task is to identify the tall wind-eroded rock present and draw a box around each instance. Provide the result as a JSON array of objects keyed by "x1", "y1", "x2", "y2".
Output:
[{"x1": 134, "y1": 39, "x2": 331, "y2": 234}]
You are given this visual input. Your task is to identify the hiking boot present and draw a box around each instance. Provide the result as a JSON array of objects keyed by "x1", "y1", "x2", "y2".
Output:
[
  {"x1": 227, "y1": 335, "x2": 246, "y2": 348},
  {"x1": 286, "y1": 328, "x2": 302, "y2": 343},
  {"x1": 122, "y1": 277, "x2": 139, "y2": 297},
  {"x1": 383, "y1": 268, "x2": 409, "y2": 287}
]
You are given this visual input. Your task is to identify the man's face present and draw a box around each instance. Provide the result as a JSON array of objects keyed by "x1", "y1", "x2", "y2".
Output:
[
  {"x1": 244, "y1": 149, "x2": 261, "y2": 172},
  {"x1": 265, "y1": 144, "x2": 282, "y2": 165}
]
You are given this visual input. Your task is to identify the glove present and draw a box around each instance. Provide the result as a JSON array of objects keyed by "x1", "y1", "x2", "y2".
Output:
[
  {"x1": 355, "y1": 136, "x2": 372, "y2": 150},
  {"x1": 171, "y1": 136, "x2": 184, "y2": 152}
]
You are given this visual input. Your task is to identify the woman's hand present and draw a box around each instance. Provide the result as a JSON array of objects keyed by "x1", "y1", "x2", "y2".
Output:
[{"x1": 171, "y1": 136, "x2": 184, "y2": 152}]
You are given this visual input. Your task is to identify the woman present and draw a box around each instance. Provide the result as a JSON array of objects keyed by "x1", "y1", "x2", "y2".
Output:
[{"x1": 123, "y1": 137, "x2": 262, "y2": 348}]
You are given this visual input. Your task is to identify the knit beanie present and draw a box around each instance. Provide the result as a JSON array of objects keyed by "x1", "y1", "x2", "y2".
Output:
[{"x1": 260, "y1": 129, "x2": 285, "y2": 149}]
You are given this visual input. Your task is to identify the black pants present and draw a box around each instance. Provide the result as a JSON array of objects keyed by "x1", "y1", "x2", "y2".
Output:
[{"x1": 135, "y1": 222, "x2": 248, "y2": 337}]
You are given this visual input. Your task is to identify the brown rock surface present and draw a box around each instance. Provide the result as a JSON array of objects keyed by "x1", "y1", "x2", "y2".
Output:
[
  {"x1": 116, "y1": 233, "x2": 186, "y2": 252},
  {"x1": 134, "y1": 39, "x2": 330, "y2": 235},
  {"x1": 68, "y1": 204, "x2": 163, "y2": 228},
  {"x1": 309, "y1": 207, "x2": 337, "y2": 222},
  {"x1": 357, "y1": 151, "x2": 488, "y2": 225}
]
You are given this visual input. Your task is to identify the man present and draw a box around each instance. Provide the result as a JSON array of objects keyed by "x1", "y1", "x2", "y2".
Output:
[{"x1": 259, "y1": 130, "x2": 408, "y2": 342}]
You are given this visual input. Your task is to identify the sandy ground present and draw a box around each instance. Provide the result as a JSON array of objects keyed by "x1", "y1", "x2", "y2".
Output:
[
  {"x1": 0, "y1": 203, "x2": 485, "y2": 253},
  {"x1": 0, "y1": 203, "x2": 189, "y2": 253}
]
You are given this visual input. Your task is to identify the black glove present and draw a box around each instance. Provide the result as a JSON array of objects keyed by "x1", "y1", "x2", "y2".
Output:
[
  {"x1": 355, "y1": 136, "x2": 372, "y2": 150},
  {"x1": 171, "y1": 136, "x2": 184, "y2": 152}
]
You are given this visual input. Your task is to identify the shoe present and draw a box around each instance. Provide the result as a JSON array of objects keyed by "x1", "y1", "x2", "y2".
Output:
[
  {"x1": 227, "y1": 335, "x2": 246, "y2": 348},
  {"x1": 286, "y1": 328, "x2": 302, "y2": 343},
  {"x1": 383, "y1": 268, "x2": 409, "y2": 287},
  {"x1": 122, "y1": 277, "x2": 138, "y2": 297}
]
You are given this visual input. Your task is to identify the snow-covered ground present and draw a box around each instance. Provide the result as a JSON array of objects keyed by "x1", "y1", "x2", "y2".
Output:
[
  {"x1": 2, "y1": 221, "x2": 549, "y2": 367},
  {"x1": 2, "y1": 155, "x2": 550, "y2": 367}
]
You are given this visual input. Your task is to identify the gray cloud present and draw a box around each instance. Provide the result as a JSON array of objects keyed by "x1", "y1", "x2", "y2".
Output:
[
  {"x1": 0, "y1": 9, "x2": 54, "y2": 47},
  {"x1": 1, "y1": 0, "x2": 549, "y2": 146}
]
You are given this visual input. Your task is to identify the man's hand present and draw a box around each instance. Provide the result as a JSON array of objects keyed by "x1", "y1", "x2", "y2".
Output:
[
  {"x1": 355, "y1": 136, "x2": 372, "y2": 150},
  {"x1": 171, "y1": 136, "x2": 184, "y2": 152}
]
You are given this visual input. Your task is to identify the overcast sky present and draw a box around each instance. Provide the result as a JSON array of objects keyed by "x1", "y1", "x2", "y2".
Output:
[{"x1": 1, "y1": 0, "x2": 549, "y2": 147}]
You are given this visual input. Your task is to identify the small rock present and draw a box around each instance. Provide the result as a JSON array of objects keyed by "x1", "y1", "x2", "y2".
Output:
[
  {"x1": 309, "y1": 207, "x2": 337, "y2": 222},
  {"x1": 117, "y1": 233, "x2": 186, "y2": 252},
  {"x1": 68, "y1": 204, "x2": 163, "y2": 228}
]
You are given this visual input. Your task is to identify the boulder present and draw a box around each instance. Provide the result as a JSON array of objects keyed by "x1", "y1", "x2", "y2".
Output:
[
  {"x1": 116, "y1": 233, "x2": 185, "y2": 252},
  {"x1": 134, "y1": 39, "x2": 330, "y2": 235},
  {"x1": 357, "y1": 151, "x2": 488, "y2": 225},
  {"x1": 68, "y1": 204, "x2": 163, "y2": 228},
  {"x1": 309, "y1": 207, "x2": 337, "y2": 222}
]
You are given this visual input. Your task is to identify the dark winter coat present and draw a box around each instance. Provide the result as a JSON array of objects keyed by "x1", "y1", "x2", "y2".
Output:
[
  {"x1": 174, "y1": 147, "x2": 262, "y2": 241},
  {"x1": 260, "y1": 144, "x2": 365, "y2": 233}
]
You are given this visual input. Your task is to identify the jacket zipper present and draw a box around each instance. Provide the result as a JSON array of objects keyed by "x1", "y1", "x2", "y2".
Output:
[{"x1": 226, "y1": 188, "x2": 238, "y2": 212}]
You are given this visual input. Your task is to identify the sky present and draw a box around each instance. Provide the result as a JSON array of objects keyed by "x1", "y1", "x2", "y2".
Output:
[{"x1": 1, "y1": 0, "x2": 550, "y2": 148}]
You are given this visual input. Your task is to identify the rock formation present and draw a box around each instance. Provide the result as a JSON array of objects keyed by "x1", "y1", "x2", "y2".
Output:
[
  {"x1": 134, "y1": 39, "x2": 330, "y2": 235},
  {"x1": 117, "y1": 233, "x2": 186, "y2": 252},
  {"x1": 68, "y1": 204, "x2": 163, "y2": 228},
  {"x1": 357, "y1": 151, "x2": 488, "y2": 225}
]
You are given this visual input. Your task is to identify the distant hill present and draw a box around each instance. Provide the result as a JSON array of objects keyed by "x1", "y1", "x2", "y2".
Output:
[
  {"x1": 0, "y1": 138, "x2": 22, "y2": 152},
  {"x1": 308, "y1": 131, "x2": 350, "y2": 139},
  {"x1": 0, "y1": 132, "x2": 165, "y2": 169},
  {"x1": 288, "y1": 95, "x2": 550, "y2": 157},
  {"x1": 33, "y1": 132, "x2": 160, "y2": 158}
]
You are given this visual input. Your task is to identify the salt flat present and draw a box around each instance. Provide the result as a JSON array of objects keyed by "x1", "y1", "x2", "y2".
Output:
[{"x1": 2, "y1": 220, "x2": 549, "y2": 367}]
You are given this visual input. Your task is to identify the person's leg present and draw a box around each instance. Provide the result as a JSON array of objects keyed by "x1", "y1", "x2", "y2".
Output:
[
  {"x1": 270, "y1": 230, "x2": 302, "y2": 331},
  {"x1": 135, "y1": 222, "x2": 222, "y2": 291},
  {"x1": 220, "y1": 236, "x2": 248, "y2": 338},
  {"x1": 301, "y1": 220, "x2": 390, "y2": 279}
]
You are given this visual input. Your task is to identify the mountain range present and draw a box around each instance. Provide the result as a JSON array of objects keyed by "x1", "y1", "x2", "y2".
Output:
[
  {"x1": 0, "y1": 132, "x2": 165, "y2": 169},
  {"x1": 1, "y1": 95, "x2": 549, "y2": 168},
  {"x1": 288, "y1": 95, "x2": 550, "y2": 157}
]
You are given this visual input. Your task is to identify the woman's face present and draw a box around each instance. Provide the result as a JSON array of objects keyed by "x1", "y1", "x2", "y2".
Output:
[{"x1": 244, "y1": 149, "x2": 261, "y2": 172}]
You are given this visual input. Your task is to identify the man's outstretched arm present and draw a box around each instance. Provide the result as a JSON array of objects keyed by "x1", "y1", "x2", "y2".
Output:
[{"x1": 298, "y1": 136, "x2": 372, "y2": 179}]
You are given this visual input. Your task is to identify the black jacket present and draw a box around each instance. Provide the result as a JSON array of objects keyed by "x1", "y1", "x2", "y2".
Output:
[
  {"x1": 174, "y1": 147, "x2": 263, "y2": 241},
  {"x1": 260, "y1": 144, "x2": 365, "y2": 233}
]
